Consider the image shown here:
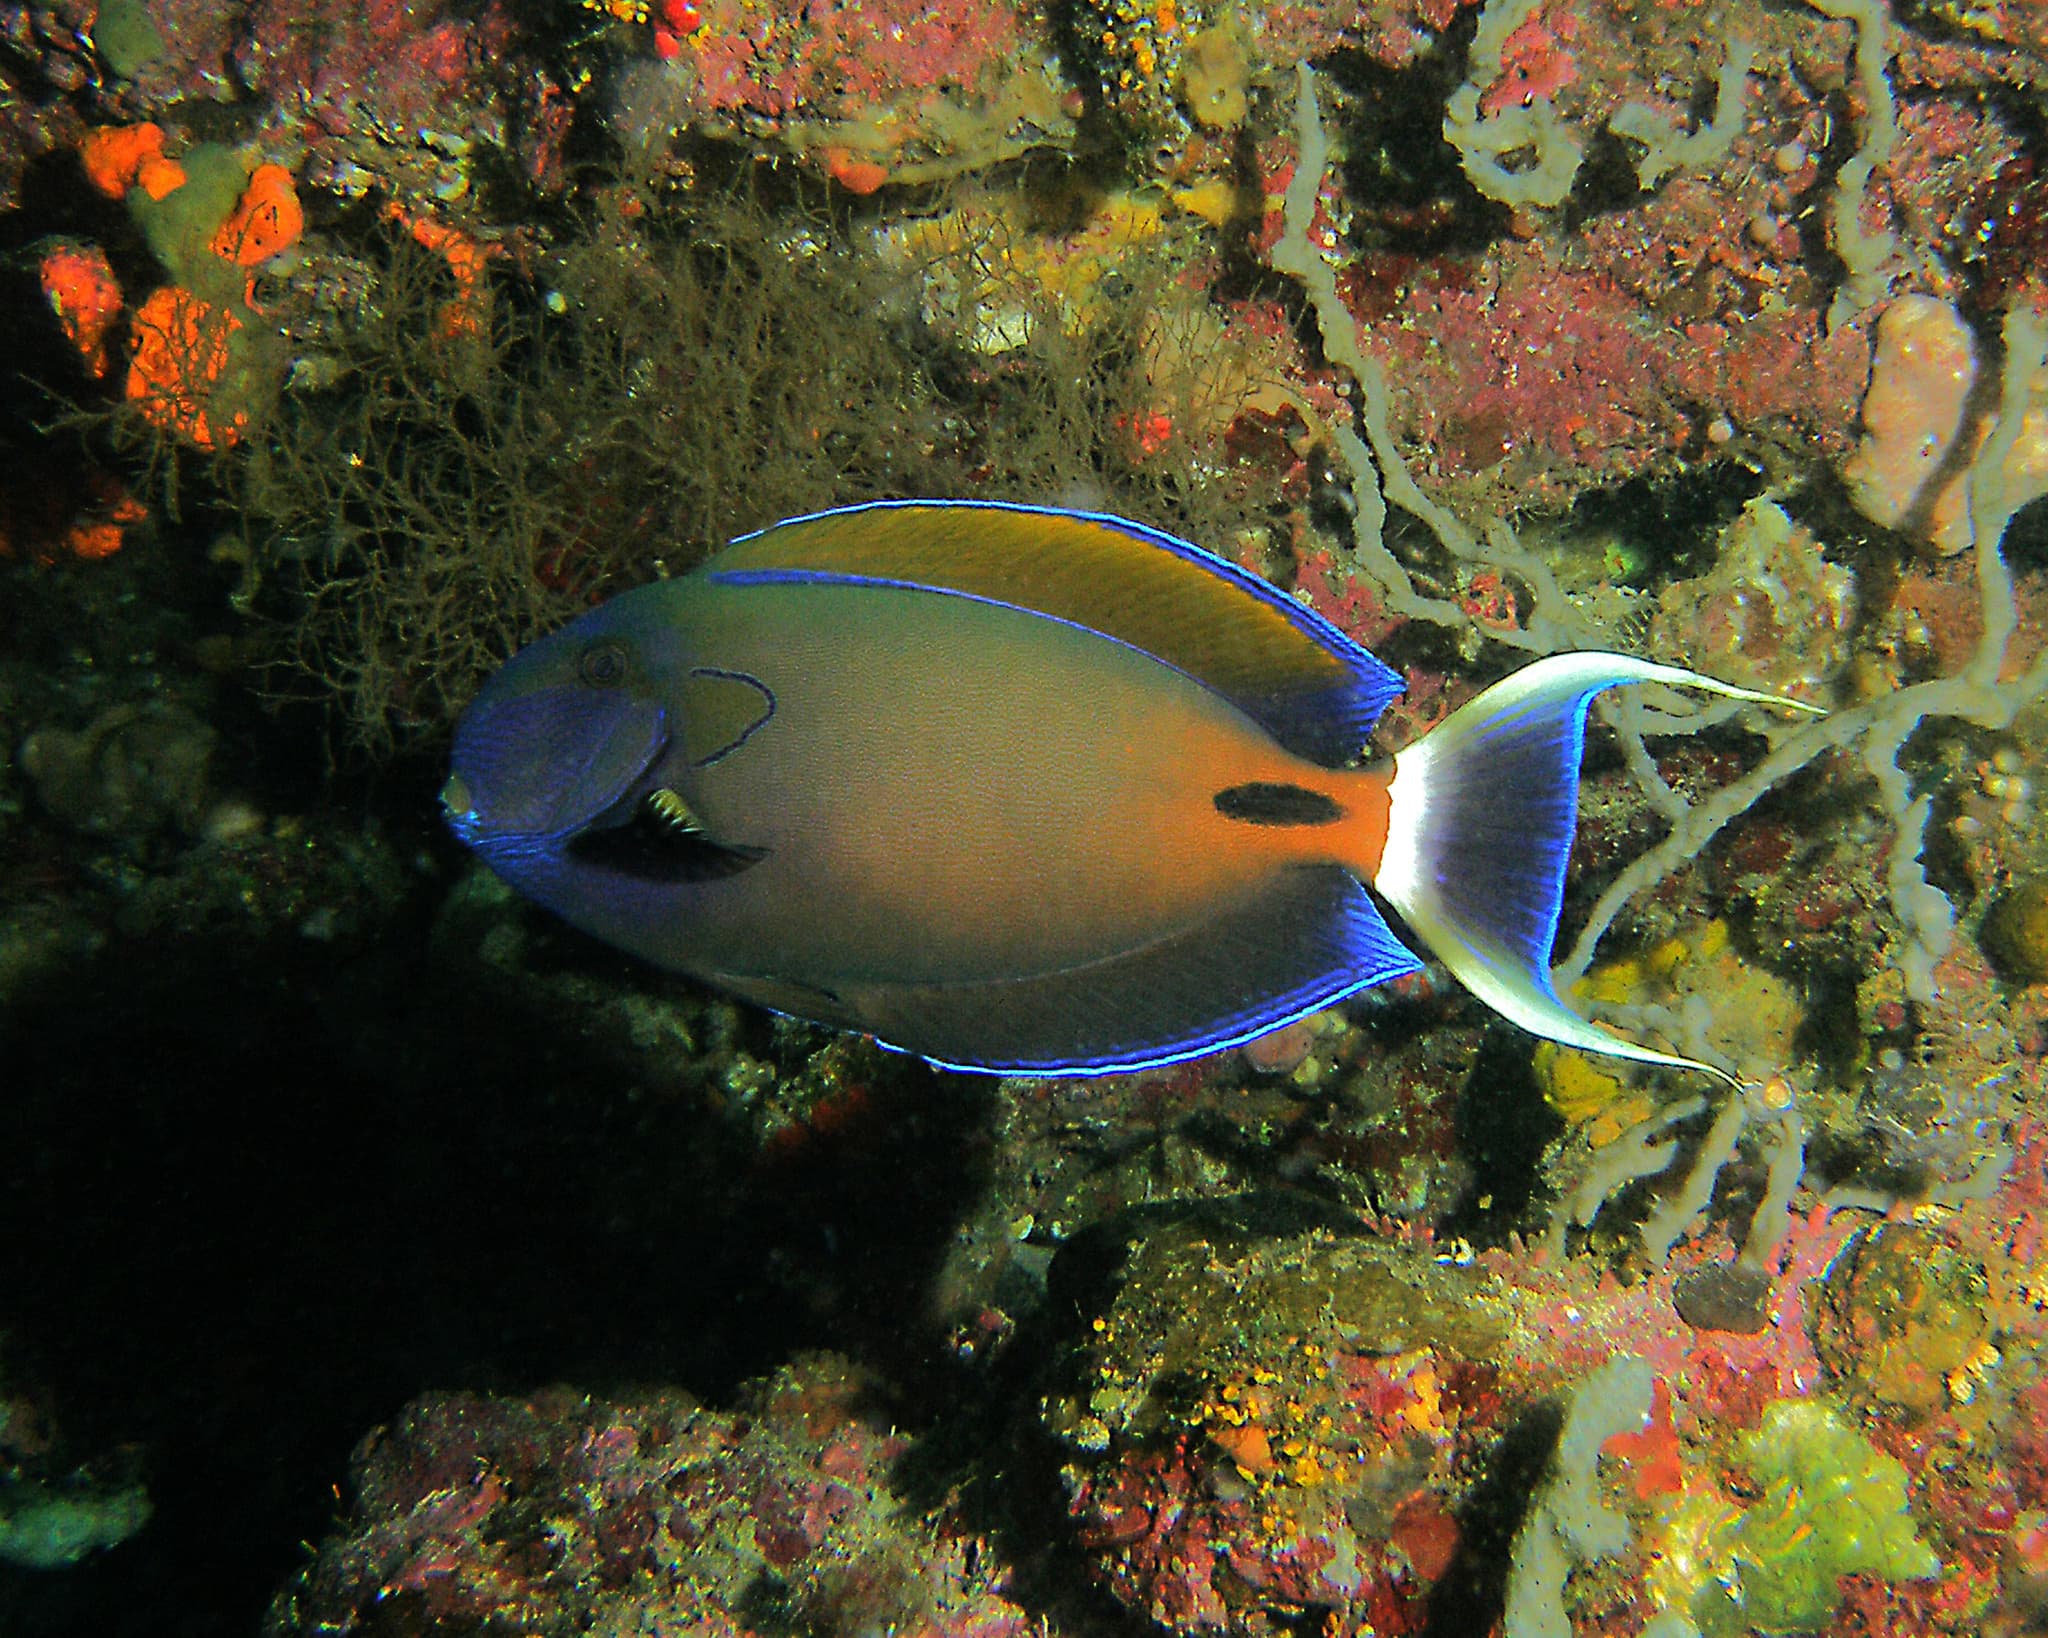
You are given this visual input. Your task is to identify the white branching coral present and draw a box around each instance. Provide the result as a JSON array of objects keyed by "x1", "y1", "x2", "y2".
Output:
[
  {"x1": 1278, "y1": 60, "x2": 2048, "y2": 1028},
  {"x1": 1273, "y1": 60, "x2": 2045, "y2": 1254}
]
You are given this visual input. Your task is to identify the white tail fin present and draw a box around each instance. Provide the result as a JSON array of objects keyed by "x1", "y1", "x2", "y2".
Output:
[{"x1": 1372, "y1": 654, "x2": 1822, "y2": 1084}]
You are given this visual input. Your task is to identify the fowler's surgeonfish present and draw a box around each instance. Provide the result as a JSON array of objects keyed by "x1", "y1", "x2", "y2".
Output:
[{"x1": 443, "y1": 501, "x2": 1813, "y2": 1078}]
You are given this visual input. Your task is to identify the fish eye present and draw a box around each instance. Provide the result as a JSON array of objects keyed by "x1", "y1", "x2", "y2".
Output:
[{"x1": 579, "y1": 640, "x2": 629, "y2": 687}]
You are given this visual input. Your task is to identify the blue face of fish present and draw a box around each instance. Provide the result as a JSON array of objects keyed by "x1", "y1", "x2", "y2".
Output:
[{"x1": 439, "y1": 600, "x2": 675, "y2": 867}]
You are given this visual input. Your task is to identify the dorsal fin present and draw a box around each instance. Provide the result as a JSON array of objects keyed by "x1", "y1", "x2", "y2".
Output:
[{"x1": 709, "y1": 500, "x2": 1402, "y2": 766}]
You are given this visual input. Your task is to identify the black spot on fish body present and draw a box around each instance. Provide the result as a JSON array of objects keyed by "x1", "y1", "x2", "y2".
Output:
[{"x1": 1213, "y1": 782, "x2": 1344, "y2": 826}]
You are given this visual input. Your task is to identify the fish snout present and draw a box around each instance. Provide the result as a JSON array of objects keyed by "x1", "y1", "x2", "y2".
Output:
[{"x1": 444, "y1": 685, "x2": 669, "y2": 848}]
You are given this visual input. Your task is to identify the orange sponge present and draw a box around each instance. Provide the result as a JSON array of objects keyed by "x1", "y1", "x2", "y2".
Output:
[
  {"x1": 79, "y1": 122, "x2": 186, "y2": 201},
  {"x1": 126, "y1": 285, "x2": 247, "y2": 450},
  {"x1": 38, "y1": 241, "x2": 124, "y2": 378},
  {"x1": 210, "y1": 163, "x2": 304, "y2": 266}
]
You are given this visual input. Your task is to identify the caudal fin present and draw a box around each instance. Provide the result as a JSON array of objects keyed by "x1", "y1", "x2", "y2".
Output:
[{"x1": 1371, "y1": 653, "x2": 1821, "y2": 1082}]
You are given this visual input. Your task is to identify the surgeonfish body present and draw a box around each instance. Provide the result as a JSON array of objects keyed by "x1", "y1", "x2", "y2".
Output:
[{"x1": 443, "y1": 501, "x2": 1814, "y2": 1078}]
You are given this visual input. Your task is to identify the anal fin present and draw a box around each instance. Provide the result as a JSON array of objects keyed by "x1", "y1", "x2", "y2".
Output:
[{"x1": 827, "y1": 865, "x2": 1423, "y2": 1075}]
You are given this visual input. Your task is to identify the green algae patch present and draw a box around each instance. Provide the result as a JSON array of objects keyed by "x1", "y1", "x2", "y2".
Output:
[
  {"x1": 1695, "y1": 1399, "x2": 1940, "y2": 1636},
  {"x1": 93, "y1": 0, "x2": 165, "y2": 79}
]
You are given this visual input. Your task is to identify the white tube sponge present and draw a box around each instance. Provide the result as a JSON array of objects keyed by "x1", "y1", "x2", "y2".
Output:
[
  {"x1": 1806, "y1": 0, "x2": 1899, "y2": 324},
  {"x1": 1611, "y1": 35, "x2": 1753, "y2": 188},
  {"x1": 1504, "y1": 1355, "x2": 1652, "y2": 1638},
  {"x1": 1442, "y1": 0, "x2": 1584, "y2": 207}
]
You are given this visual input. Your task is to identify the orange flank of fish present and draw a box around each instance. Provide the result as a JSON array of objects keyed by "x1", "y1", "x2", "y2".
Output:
[
  {"x1": 79, "y1": 122, "x2": 186, "y2": 201},
  {"x1": 39, "y1": 242, "x2": 123, "y2": 378},
  {"x1": 210, "y1": 164, "x2": 304, "y2": 265},
  {"x1": 126, "y1": 285, "x2": 246, "y2": 449}
]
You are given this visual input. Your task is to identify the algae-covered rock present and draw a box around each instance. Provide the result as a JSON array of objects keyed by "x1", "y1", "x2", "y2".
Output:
[
  {"x1": 1978, "y1": 877, "x2": 2048, "y2": 984},
  {"x1": 1812, "y1": 1221, "x2": 1992, "y2": 1417},
  {"x1": 1049, "y1": 1204, "x2": 1509, "y2": 1449},
  {"x1": 18, "y1": 702, "x2": 220, "y2": 839}
]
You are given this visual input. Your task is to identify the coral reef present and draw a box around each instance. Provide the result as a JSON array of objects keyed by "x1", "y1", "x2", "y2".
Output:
[
  {"x1": 2, "y1": 0, "x2": 2047, "y2": 1631},
  {"x1": 268, "y1": 1354, "x2": 1029, "y2": 1637}
]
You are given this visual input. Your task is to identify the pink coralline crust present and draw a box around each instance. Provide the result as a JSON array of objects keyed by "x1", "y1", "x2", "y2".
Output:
[
  {"x1": 1293, "y1": 546, "x2": 1405, "y2": 650},
  {"x1": 1891, "y1": 557, "x2": 2048, "y2": 682},
  {"x1": 1071, "y1": 1441, "x2": 1233, "y2": 1630},
  {"x1": 1884, "y1": 98, "x2": 2028, "y2": 269},
  {"x1": 2004, "y1": 1380, "x2": 2048, "y2": 1512},
  {"x1": 1667, "y1": 310, "x2": 1868, "y2": 451},
  {"x1": 1893, "y1": 23, "x2": 2048, "y2": 101},
  {"x1": 1351, "y1": 236, "x2": 1867, "y2": 510},
  {"x1": 1247, "y1": 0, "x2": 2030, "y2": 513},
  {"x1": 1068, "y1": 1350, "x2": 1493, "y2": 1635},
  {"x1": 275, "y1": 1360, "x2": 1031, "y2": 1638},
  {"x1": 1495, "y1": 1194, "x2": 1857, "y2": 1432},
  {"x1": 235, "y1": 0, "x2": 514, "y2": 147},
  {"x1": 1479, "y1": 6, "x2": 1579, "y2": 118},
  {"x1": 1185, "y1": 0, "x2": 1465, "y2": 73},
  {"x1": 1961, "y1": 155, "x2": 2048, "y2": 316},
  {"x1": 1359, "y1": 249, "x2": 1683, "y2": 509},
  {"x1": 1071, "y1": 1448, "x2": 1436, "y2": 1638},
  {"x1": 686, "y1": 0, "x2": 1031, "y2": 121},
  {"x1": 1912, "y1": 1419, "x2": 2025, "y2": 1605}
]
